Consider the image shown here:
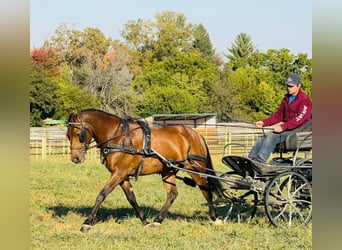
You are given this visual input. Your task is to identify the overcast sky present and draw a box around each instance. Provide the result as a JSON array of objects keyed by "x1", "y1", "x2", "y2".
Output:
[{"x1": 30, "y1": 0, "x2": 312, "y2": 57}]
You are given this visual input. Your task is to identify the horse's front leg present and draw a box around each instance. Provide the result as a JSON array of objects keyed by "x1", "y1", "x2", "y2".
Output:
[
  {"x1": 120, "y1": 179, "x2": 149, "y2": 226},
  {"x1": 152, "y1": 173, "x2": 178, "y2": 225},
  {"x1": 80, "y1": 175, "x2": 120, "y2": 232}
]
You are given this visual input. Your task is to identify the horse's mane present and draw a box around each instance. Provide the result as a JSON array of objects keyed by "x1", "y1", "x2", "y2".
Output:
[
  {"x1": 80, "y1": 109, "x2": 136, "y2": 121},
  {"x1": 81, "y1": 108, "x2": 113, "y2": 116},
  {"x1": 67, "y1": 109, "x2": 116, "y2": 123}
]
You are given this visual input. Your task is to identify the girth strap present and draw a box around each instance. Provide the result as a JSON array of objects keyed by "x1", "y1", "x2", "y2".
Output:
[{"x1": 187, "y1": 154, "x2": 208, "y2": 163}]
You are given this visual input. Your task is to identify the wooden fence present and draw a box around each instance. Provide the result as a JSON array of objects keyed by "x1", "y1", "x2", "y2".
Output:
[
  {"x1": 30, "y1": 127, "x2": 99, "y2": 159},
  {"x1": 30, "y1": 124, "x2": 263, "y2": 159}
]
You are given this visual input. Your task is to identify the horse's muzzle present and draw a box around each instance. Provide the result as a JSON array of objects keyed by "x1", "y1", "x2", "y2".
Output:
[
  {"x1": 72, "y1": 157, "x2": 83, "y2": 164},
  {"x1": 71, "y1": 153, "x2": 85, "y2": 164},
  {"x1": 70, "y1": 148, "x2": 86, "y2": 164}
]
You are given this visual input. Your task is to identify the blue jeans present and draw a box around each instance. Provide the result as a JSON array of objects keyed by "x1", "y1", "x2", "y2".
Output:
[{"x1": 248, "y1": 130, "x2": 292, "y2": 162}]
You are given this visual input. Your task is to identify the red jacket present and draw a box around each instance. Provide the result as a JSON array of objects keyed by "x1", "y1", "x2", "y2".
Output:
[{"x1": 263, "y1": 90, "x2": 312, "y2": 131}]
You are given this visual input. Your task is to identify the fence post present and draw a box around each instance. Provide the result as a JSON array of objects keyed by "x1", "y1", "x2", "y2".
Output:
[
  {"x1": 63, "y1": 140, "x2": 67, "y2": 156},
  {"x1": 42, "y1": 136, "x2": 46, "y2": 159},
  {"x1": 35, "y1": 140, "x2": 38, "y2": 159}
]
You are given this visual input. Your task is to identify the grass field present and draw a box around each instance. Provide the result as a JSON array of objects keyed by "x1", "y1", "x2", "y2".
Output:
[{"x1": 30, "y1": 156, "x2": 312, "y2": 249}]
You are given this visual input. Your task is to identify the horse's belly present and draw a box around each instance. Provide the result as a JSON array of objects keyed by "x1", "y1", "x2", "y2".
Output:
[{"x1": 139, "y1": 158, "x2": 164, "y2": 175}]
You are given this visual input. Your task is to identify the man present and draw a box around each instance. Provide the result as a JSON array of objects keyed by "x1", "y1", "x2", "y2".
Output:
[{"x1": 248, "y1": 74, "x2": 312, "y2": 164}]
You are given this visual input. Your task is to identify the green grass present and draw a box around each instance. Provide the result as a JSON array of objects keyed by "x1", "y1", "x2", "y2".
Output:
[{"x1": 30, "y1": 156, "x2": 312, "y2": 249}]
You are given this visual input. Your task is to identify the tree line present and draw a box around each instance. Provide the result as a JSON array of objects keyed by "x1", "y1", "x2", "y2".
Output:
[{"x1": 30, "y1": 11, "x2": 312, "y2": 126}]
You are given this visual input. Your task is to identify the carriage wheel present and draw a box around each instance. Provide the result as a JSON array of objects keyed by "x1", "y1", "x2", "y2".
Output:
[
  {"x1": 265, "y1": 171, "x2": 312, "y2": 227},
  {"x1": 297, "y1": 160, "x2": 312, "y2": 185},
  {"x1": 217, "y1": 172, "x2": 258, "y2": 223}
]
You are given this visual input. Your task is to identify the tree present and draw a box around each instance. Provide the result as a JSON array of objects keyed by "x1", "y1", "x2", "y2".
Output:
[
  {"x1": 30, "y1": 47, "x2": 61, "y2": 76},
  {"x1": 53, "y1": 76, "x2": 100, "y2": 120},
  {"x1": 121, "y1": 11, "x2": 197, "y2": 66},
  {"x1": 225, "y1": 33, "x2": 256, "y2": 71},
  {"x1": 214, "y1": 35, "x2": 312, "y2": 122},
  {"x1": 78, "y1": 47, "x2": 135, "y2": 116},
  {"x1": 292, "y1": 53, "x2": 312, "y2": 98},
  {"x1": 152, "y1": 11, "x2": 194, "y2": 60},
  {"x1": 192, "y1": 23, "x2": 215, "y2": 62},
  {"x1": 225, "y1": 67, "x2": 277, "y2": 121},
  {"x1": 30, "y1": 64, "x2": 58, "y2": 126},
  {"x1": 133, "y1": 52, "x2": 219, "y2": 117},
  {"x1": 47, "y1": 24, "x2": 112, "y2": 70},
  {"x1": 30, "y1": 46, "x2": 101, "y2": 125},
  {"x1": 46, "y1": 25, "x2": 137, "y2": 116},
  {"x1": 30, "y1": 47, "x2": 61, "y2": 125},
  {"x1": 32, "y1": 16, "x2": 312, "y2": 124},
  {"x1": 120, "y1": 11, "x2": 221, "y2": 117}
]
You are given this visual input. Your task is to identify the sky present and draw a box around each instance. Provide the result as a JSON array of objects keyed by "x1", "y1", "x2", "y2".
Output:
[{"x1": 30, "y1": 0, "x2": 312, "y2": 57}]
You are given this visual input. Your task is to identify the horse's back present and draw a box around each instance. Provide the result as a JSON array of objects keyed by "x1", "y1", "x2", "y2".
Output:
[{"x1": 150, "y1": 126, "x2": 207, "y2": 160}]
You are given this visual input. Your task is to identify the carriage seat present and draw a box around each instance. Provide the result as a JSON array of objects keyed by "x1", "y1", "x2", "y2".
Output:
[
  {"x1": 282, "y1": 131, "x2": 312, "y2": 151},
  {"x1": 274, "y1": 120, "x2": 312, "y2": 154}
]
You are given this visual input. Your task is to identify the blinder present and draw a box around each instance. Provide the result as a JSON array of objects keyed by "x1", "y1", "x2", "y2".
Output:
[{"x1": 79, "y1": 129, "x2": 86, "y2": 143}]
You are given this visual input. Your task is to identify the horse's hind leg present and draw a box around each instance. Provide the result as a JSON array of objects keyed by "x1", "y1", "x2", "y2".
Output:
[
  {"x1": 152, "y1": 173, "x2": 178, "y2": 225},
  {"x1": 188, "y1": 173, "x2": 219, "y2": 223},
  {"x1": 120, "y1": 179, "x2": 148, "y2": 226},
  {"x1": 80, "y1": 175, "x2": 120, "y2": 232}
]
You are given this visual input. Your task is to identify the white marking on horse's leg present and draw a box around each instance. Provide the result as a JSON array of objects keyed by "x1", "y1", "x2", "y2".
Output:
[
  {"x1": 80, "y1": 224, "x2": 91, "y2": 232},
  {"x1": 213, "y1": 218, "x2": 223, "y2": 225},
  {"x1": 144, "y1": 222, "x2": 161, "y2": 228}
]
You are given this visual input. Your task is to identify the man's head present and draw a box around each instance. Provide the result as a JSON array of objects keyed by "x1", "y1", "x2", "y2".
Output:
[{"x1": 285, "y1": 74, "x2": 301, "y2": 95}]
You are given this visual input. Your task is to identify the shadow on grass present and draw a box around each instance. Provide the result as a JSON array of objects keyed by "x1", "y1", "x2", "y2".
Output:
[{"x1": 47, "y1": 204, "x2": 210, "y2": 224}]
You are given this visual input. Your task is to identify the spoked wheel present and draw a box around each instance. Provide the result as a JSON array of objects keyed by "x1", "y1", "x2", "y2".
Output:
[
  {"x1": 217, "y1": 172, "x2": 258, "y2": 223},
  {"x1": 265, "y1": 171, "x2": 312, "y2": 227},
  {"x1": 298, "y1": 161, "x2": 312, "y2": 185}
]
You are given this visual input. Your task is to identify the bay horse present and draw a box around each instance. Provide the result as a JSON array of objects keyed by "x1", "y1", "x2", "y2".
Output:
[{"x1": 67, "y1": 109, "x2": 225, "y2": 232}]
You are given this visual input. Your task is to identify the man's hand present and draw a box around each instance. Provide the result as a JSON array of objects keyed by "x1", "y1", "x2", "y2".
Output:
[
  {"x1": 254, "y1": 121, "x2": 264, "y2": 128},
  {"x1": 273, "y1": 125, "x2": 283, "y2": 133}
]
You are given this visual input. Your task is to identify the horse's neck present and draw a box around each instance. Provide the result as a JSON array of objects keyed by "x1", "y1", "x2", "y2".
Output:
[{"x1": 83, "y1": 112, "x2": 122, "y2": 143}]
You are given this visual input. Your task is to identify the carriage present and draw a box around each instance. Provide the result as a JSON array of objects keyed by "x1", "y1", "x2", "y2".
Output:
[
  {"x1": 67, "y1": 109, "x2": 312, "y2": 231},
  {"x1": 155, "y1": 127, "x2": 312, "y2": 228},
  {"x1": 217, "y1": 128, "x2": 312, "y2": 228}
]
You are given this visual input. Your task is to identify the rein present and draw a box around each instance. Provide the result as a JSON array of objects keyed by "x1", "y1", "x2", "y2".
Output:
[{"x1": 70, "y1": 114, "x2": 266, "y2": 182}]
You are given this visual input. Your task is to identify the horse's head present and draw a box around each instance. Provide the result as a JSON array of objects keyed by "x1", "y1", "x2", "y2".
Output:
[{"x1": 66, "y1": 111, "x2": 92, "y2": 164}]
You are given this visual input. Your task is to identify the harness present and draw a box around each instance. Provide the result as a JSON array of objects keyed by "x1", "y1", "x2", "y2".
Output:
[
  {"x1": 101, "y1": 119, "x2": 157, "y2": 180},
  {"x1": 101, "y1": 119, "x2": 208, "y2": 180},
  {"x1": 69, "y1": 116, "x2": 209, "y2": 181}
]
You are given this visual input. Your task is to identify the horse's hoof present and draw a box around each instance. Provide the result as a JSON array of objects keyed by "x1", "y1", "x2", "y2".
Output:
[
  {"x1": 144, "y1": 222, "x2": 161, "y2": 228},
  {"x1": 80, "y1": 224, "x2": 91, "y2": 232},
  {"x1": 213, "y1": 218, "x2": 223, "y2": 225}
]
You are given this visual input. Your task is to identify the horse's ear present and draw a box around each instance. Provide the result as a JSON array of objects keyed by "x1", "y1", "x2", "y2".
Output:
[{"x1": 67, "y1": 108, "x2": 74, "y2": 116}]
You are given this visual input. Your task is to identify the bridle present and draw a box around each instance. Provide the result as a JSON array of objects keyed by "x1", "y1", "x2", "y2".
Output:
[
  {"x1": 67, "y1": 118, "x2": 141, "y2": 153},
  {"x1": 67, "y1": 121, "x2": 91, "y2": 152}
]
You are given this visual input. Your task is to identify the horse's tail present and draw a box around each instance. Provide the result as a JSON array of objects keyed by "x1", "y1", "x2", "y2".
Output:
[{"x1": 200, "y1": 135, "x2": 228, "y2": 199}]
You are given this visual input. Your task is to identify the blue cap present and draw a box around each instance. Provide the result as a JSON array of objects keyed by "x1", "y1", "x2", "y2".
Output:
[{"x1": 285, "y1": 74, "x2": 301, "y2": 86}]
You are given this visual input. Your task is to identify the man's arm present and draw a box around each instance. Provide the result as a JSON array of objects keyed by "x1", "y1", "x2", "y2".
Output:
[{"x1": 280, "y1": 98, "x2": 312, "y2": 131}]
